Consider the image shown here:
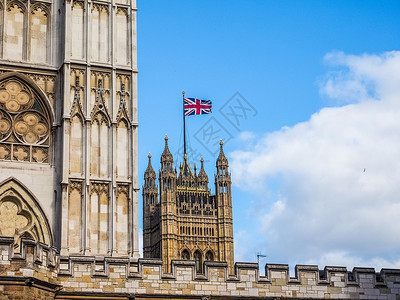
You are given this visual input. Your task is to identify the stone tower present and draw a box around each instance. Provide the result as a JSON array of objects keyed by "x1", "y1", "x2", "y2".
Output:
[
  {"x1": 0, "y1": 0, "x2": 139, "y2": 258},
  {"x1": 143, "y1": 137, "x2": 234, "y2": 274},
  {"x1": 215, "y1": 140, "x2": 234, "y2": 268}
]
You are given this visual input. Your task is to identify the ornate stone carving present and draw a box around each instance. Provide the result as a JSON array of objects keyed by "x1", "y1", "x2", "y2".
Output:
[
  {"x1": 90, "y1": 182, "x2": 109, "y2": 196},
  {"x1": 69, "y1": 180, "x2": 83, "y2": 196},
  {"x1": 91, "y1": 79, "x2": 111, "y2": 125},
  {"x1": 116, "y1": 6, "x2": 128, "y2": 16},
  {"x1": 6, "y1": 0, "x2": 26, "y2": 13},
  {"x1": 0, "y1": 201, "x2": 29, "y2": 237},
  {"x1": 71, "y1": 0, "x2": 85, "y2": 10},
  {"x1": 92, "y1": 3, "x2": 109, "y2": 14},
  {"x1": 30, "y1": 2, "x2": 50, "y2": 16},
  {"x1": 0, "y1": 110, "x2": 12, "y2": 141},
  {"x1": 0, "y1": 177, "x2": 53, "y2": 251},
  {"x1": 32, "y1": 147, "x2": 48, "y2": 163},
  {"x1": 0, "y1": 144, "x2": 11, "y2": 160},
  {"x1": 117, "y1": 184, "x2": 129, "y2": 197},
  {"x1": 14, "y1": 111, "x2": 49, "y2": 144},
  {"x1": 0, "y1": 76, "x2": 51, "y2": 163},
  {"x1": 0, "y1": 80, "x2": 34, "y2": 112},
  {"x1": 70, "y1": 76, "x2": 85, "y2": 119},
  {"x1": 13, "y1": 145, "x2": 29, "y2": 161},
  {"x1": 116, "y1": 83, "x2": 131, "y2": 124}
]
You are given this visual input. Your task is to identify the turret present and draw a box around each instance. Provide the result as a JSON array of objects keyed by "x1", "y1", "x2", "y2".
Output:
[
  {"x1": 197, "y1": 157, "x2": 209, "y2": 189},
  {"x1": 159, "y1": 135, "x2": 176, "y2": 191},
  {"x1": 159, "y1": 135, "x2": 177, "y2": 272},
  {"x1": 143, "y1": 153, "x2": 158, "y2": 258},
  {"x1": 143, "y1": 153, "x2": 158, "y2": 207},
  {"x1": 215, "y1": 140, "x2": 234, "y2": 274},
  {"x1": 161, "y1": 135, "x2": 173, "y2": 173},
  {"x1": 216, "y1": 140, "x2": 229, "y2": 179}
]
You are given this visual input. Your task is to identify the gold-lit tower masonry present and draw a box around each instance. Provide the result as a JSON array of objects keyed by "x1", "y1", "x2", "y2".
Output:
[{"x1": 143, "y1": 136, "x2": 234, "y2": 274}]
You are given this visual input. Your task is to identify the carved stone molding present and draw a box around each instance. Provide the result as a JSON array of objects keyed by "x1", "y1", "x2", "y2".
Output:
[
  {"x1": 0, "y1": 76, "x2": 51, "y2": 163},
  {"x1": 90, "y1": 182, "x2": 109, "y2": 196},
  {"x1": 91, "y1": 79, "x2": 111, "y2": 125},
  {"x1": 70, "y1": 76, "x2": 85, "y2": 119},
  {"x1": 0, "y1": 177, "x2": 53, "y2": 251},
  {"x1": 68, "y1": 180, "x2": 83, "y2": 196},
  {"x1": 117, "y1": 184, "x2": 129, "y2": 197},
  {"x1": 116, "y1": 83, "x2": 131, "y2": 124}
]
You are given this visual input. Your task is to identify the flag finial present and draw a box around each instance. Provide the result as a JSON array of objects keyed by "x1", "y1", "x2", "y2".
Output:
[{"x1": 182, "y1": 90, "x2": 185, "y2": 95}]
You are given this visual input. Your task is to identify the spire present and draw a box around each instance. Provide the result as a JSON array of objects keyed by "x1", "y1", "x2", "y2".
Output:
[
  {"x1": 197, "y1": 157, "x2": 208, "y2": 183},
  {"x1": 145, "y1": 153, "x2": 156, "y2": 177},
  {"x1": 178, "y1": 153, "x2": 195, "y2": 180},
  {"x1": 216, "y1": 139, "x2": 228, "y2": 167},
  {"x1": 161, "y1": 135, "x2": 173, "y2": 163}
]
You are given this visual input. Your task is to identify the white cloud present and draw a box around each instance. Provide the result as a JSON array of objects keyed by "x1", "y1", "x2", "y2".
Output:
[
  {"x1": 230, "y1": 51, "x2": 400, "y2": 270},
  {"x1": 234, "y1": 230, "x2": 256, "y2": 262},
  {"x1": 237, "y1": 131, "x2": 256, "y2": 142}
]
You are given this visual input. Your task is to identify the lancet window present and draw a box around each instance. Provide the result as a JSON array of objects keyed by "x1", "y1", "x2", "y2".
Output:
[
  {"x1": 194, "y1": 250, "x2": 202, "y2": 273},
  {"x1": 181, "y1": 249, "x2": 190, "y2": 260},
  {"x1": 205, "y1": 251, "x2": 214, "y2": 261},
  {"x1": 2, "y1": 0, "x2": 50, "y2": 63}
]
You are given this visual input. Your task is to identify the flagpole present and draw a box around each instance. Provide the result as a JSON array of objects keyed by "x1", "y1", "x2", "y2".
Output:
[{"x1": 182, "y1": 90, "x2": 186, "y2": 156}]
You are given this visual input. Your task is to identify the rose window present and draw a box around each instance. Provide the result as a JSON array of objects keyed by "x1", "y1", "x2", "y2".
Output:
[{"x1": 0, "y1": 78, "x2": 51, "y2": 163}]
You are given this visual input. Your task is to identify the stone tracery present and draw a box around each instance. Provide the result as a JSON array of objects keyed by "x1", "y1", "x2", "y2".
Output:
[
  {"x1": 0, "y1": 177, "x2": 53, "y2": 251},
  {"x1": 0, "y1": 77, "x2": 51, "y2": 162}
]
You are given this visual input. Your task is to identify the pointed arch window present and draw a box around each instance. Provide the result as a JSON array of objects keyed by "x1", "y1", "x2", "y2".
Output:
[
  {"x1": 29, "y1": 4, "x2": 50, "y2": 64},
  {"x1": 116, "y1": 119, "x2": 129, "y2": 179},
  {"x1": 3, "y1": 1, "x2": 51, "y2": 63},
  {"x1": 181, "y1": 249, "x2": 190, "y2": 260},
  {"x1": 69, "y1": 75, "x2": 84, "y2": 175},
  {"x1": 69, "y1": 114, "x2": 83, "y2": 173},
  {"x1": 0, "y1": 178, "x2": 53, "y2": 251},
  {"x1": 4, "y1": 2, "x2": 26, "y2": 61},
  {"x1": 205, "y1": 251, "x2": 214, "y2": 261},
  {"x1": 194, "y1": 250, "x2": 202, "y2": 273},
  {"x1": 0, "y1": 77, "x2": 51, "y2": 163}
]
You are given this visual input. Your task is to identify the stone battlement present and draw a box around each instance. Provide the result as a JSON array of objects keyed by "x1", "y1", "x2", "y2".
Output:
[{"x1": 1, "y1": 238, "x2": 400, "y2": 299}]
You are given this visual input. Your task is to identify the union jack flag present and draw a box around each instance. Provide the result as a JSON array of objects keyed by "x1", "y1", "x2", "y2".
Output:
[{"x1": 184, "y1": 98, "x2": 212, "y2": 116}]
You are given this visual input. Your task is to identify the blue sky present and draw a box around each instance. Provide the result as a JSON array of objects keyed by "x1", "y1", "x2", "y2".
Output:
[{"x1": 137, "y1": 1, "x2": 400, "y2": 271}]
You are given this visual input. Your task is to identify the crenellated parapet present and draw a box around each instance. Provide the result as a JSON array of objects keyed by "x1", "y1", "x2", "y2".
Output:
[{"x1": 1, "y1": 239, "x2": 400, "y2": 299}]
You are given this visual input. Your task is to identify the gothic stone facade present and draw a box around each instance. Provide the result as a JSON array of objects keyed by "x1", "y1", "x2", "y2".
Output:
[
  {"x1": 0, "y1": 0, "x2": 139, "y2": 262},
  {"x1": 1, "y1": 0, "x2": 400, "y2": 299},
  {"x1": 143, "y1": 137, "x2": 234, "y2": 275}
]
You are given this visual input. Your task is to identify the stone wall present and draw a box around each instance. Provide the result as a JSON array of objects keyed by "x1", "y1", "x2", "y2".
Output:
[{"x1": 1, "y1": 238, "x2": 399, "y2": 299}]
